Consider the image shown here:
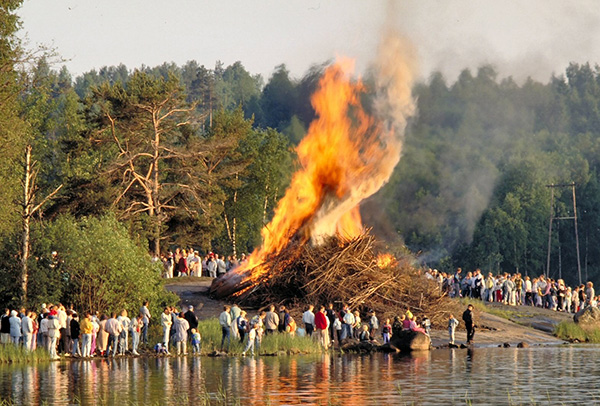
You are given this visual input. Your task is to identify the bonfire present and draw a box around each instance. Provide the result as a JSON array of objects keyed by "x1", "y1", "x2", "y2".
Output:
[{"x1": 211, "y1": 34, "x2": 456, "y2": 326}]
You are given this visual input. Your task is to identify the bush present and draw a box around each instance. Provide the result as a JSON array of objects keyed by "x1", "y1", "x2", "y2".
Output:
[{"x1": 34, "y1": 214, "x2": 178, "y2": 316}]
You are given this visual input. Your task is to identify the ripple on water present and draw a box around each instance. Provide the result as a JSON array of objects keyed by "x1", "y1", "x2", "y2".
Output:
[{"x1": 0, "y1": 346, "x2": 599, "y2": 405}]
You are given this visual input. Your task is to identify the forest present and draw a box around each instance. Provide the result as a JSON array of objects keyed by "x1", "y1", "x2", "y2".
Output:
[{"x1": 1, "y1": 1, "x2": 600, "y2": 311}]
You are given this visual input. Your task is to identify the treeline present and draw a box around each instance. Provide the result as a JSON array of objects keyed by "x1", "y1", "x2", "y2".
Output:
[
  {"x1": 372, "y1": 64, "x2": 600, "y2": 286},
  {"x1": 4, "y1": 0, "x2": 600, "y2": 309},
  {"x1": 0, "y1": 2, "x2": 329, "y2": 310}
]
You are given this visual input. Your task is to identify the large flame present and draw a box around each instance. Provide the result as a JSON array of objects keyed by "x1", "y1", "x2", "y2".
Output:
[{"x1": 212, "y1": 33, "x2": 417, "y2": 297}]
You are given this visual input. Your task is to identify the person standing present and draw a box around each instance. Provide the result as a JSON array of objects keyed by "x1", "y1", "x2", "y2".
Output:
[
  {"x1": 236, "y1": 311, "x2": 248, "y2": 343},
  {"x1": 216, "y1": 254, "x2": 227, "y2": 276},
  {"x1": 230, "y1": 304, "x2": 241, "y2": 340},
  {"x1": 97, "y1": 315, "x2": 109, "y2": 356},
  {"x1": 161, "y1": 308, "x2": 172, "y2": 354},
  {"x1": 9, "y1": 310, "x2": 21, "y2": 345},
  {"x1": 369, "y1": 311, "x2": 379, "y2": 338},
  {"x1": 117, "y1": 310, "x2": 130, "y2": 355},
  {"x1": 314, "y1": 306, "x2": 330, "y2": 349},
  {"x1": 46, "y1": 314, "x2": 60, "y2": 359},
  {"x1": 0, "y1": 309, "x2": 10, "y2": 345},
  {"x1": 80, "y1": 313, "x2": 93, "y2": 358},
  {"x1": 140, "y1": 301, "x2": 151, "y2": 346},
  {"x1": 462, "y1": 305, "x2": 475, "y2": 345},
  {"x1": 21, "y1": 311, "x2": 33, "y2": 350},
  {"x1": 207, "y1": 254, "x2": 217, "y2": 278},
  {"x1": 219, "y1": 305, "x2": 232, "y2": 352},
  {"x1": 341, "y1": 306, "x2": 355, "y2": 340},
  {"x1": 130, "y1": 313, "x2": 143, "y2": 356},
  {"x1": 448, "y1": 314, "x2": 459, "y2": 345},
  {"x1": 57, "y1": 305, "x2": 68, "y2": 354},
  {"x1": 104, "y1": 313, "x2": 123, "y2": 357},
  {"x1": 184, "y1": 306, "x2": 198, "y2": 340},
  {"x1": 174, "y1": 312, "x2": 190, "y2": 355},
  {"x1": 71, "y1": 313, "x2": 81, "y2": 357},
  {"x1": 264, "y1": 305, "x2": 279, "y2": 335},
  {"x1": 325, "y1": 303, "x2": 336, "y2": 342},
  {"x1": 302, "y1": 305, "x2": 315, "y2": 337}
]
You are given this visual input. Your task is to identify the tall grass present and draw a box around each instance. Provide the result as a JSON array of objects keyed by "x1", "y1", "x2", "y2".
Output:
[
  {"x1": 554, "y1": 320, "x2": 600, "y2": 343},
  {"x1": 0, "y1": 344, "x2": 51, "y2": 364},
  {"x1": 458, "y1": 298, "x2": 519, "y2": 320},
  {"x1": 197, "y1": 318, "x2": 322, "y2": 355}
]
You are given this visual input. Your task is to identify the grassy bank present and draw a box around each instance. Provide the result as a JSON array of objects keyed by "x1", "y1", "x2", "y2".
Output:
[
  {"x1": 458, "y1": 298, "x2": 521, "y2": 320},
  {"x1": 196, "y1": 318, "x2": 322, "y2": 355},
  {"x1": 554, "y1": 321, "x2": 600, "y2": 343},
  {"x1": 0, "y1": 345, "x2": 51, "y2": 364}
]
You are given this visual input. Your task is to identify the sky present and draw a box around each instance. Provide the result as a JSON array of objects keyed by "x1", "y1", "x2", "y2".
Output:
[{"x1": 17, "y1": 0, "x2": 600, "y2": 84}]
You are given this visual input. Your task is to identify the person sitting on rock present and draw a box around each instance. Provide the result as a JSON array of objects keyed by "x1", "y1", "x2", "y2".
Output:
[
  {"x1": 409, "y1": 316, "x2": 426, "y2": 334},
  {"x1": 401, "y1": 314, "x2": 411, "y2": 331},
  {"x1": 359, "y1": 325, "x2": 370, "y2": 342}
]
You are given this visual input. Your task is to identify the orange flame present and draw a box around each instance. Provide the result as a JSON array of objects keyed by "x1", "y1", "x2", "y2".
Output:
[
  {"x1": 376, "y1": 253, "x2": 395, "y2": 269},
  {"x1": 216, "y1": 44, "x2": 416, "y2": 297}
]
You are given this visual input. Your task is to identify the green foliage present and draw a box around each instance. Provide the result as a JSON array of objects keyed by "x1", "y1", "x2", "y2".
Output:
[
  {"x1": 35, "y1": 215, "x2": 178, "y2": 315},
  {"x1": 0, "y1": 0, "x2": 27, "y2": 240}
]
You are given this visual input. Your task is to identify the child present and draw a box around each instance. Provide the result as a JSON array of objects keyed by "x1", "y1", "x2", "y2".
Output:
[
  {"x1": 381, "y1": 319, "x2": 392, "y2": 344},
  {"x1": 154, "y1": 342, "x2": 168, "y2": 355},
  {"x1": 448, "y1": 314, "x2": 459, "y2": 345},
  {"x1": 369, "y1": 311, "x2": 379, "y2": 338},
  {"x1": 333, "y1": 317, "x2": 342, "y2": 344},
  {"x1": 359, "y1": 325, "x2": 370, "y2": 342},
  {"x1": 242, "y1": 324, "x2": 258, "y2": 356},
  {"x1": 191, "y1": 328, "x2": 201, "y2": 354},
  {"x1": 421, "y1": 316, "x2": 431, "y2": 336}
]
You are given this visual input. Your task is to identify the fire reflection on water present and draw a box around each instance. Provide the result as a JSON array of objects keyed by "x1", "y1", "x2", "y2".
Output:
[{"x1": 0, "y1": 348, "x2": 598, "y2": 405}]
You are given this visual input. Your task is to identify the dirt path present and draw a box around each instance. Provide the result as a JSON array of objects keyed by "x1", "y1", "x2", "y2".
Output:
[
  {"x1": 165, "y1": 278, "x2": 228, "y2": 320},
  {"x1": 166, "y1": 278, "x2": 571, "y2": 347}
]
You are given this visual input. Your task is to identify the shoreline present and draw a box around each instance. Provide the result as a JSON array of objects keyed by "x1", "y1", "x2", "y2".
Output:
[{"x1": 165, "y1": 278, "x2": 572, "y2": 349}]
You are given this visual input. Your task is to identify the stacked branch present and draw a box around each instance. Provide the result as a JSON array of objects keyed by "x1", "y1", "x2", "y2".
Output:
[{"x1": 228, "y1": 232, "x2": 459, "y2": 327}]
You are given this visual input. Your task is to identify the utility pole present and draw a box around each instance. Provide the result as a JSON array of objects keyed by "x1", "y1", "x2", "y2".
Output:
[{"x1": 545, "y1": 183, "x2": 582, "y2": 285}]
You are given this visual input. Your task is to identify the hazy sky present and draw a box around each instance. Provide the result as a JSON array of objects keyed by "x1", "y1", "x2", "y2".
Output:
[{"x1": 17, "y1": 0, "x2": 600, "y2": 83}]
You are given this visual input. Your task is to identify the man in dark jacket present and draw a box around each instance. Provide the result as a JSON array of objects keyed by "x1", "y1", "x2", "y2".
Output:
[
  {"x1": 0, "y1": 308, "x2": 10, "y2": 344},
  {"x1": 184, "y1": 305, "x2": 198, "y2": 338},
  {"x1": 462, "y1": 304, "x2": 475, "y2": 344}
]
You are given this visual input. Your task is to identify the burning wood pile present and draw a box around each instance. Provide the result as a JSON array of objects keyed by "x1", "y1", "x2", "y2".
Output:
[
  {"x1": 211, "y1": 40, "x2": 457, "y2": 326},
  {"x1": 210, "y1": 232, "x2": 454, "y2": 325}
]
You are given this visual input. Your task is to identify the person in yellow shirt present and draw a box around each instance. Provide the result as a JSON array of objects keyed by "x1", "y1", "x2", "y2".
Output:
[{"x1": 80, "y1": 313, "x2": 94, "y2": 357}]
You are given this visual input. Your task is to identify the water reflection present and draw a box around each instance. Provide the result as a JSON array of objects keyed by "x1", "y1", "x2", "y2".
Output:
[{"x1": 1, "y1": 347, "x2": 600, "y2": 405}]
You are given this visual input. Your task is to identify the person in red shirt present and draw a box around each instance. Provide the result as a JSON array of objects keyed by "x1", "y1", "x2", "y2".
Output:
[{"x1": 314, "y1": 305, "x2": 330, "y2": 349}]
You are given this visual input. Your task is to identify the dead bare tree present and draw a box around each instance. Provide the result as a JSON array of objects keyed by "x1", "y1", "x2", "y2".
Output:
[{"x1": 20, "y1": 144, "x2": 62, "y2": 304}]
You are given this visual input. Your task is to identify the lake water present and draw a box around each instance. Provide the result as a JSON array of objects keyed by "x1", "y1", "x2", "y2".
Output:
[{"x1": 0, "y1": 346, "x2": 597, "y2": 405}]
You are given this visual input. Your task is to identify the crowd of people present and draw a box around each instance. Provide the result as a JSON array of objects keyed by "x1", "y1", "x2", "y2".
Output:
[
  {"x1": 0, "y1": 301, "x2": 158, "y2": 360},
  {"x1": 212, "y1": 302, "x2": 434, "y2": 356},
  {"x1": 158, "y1": 248, "x2": 247, "y2": 278},
  {"x1": 426, "y1": 267, "x2": 597, "y2": 313}
]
